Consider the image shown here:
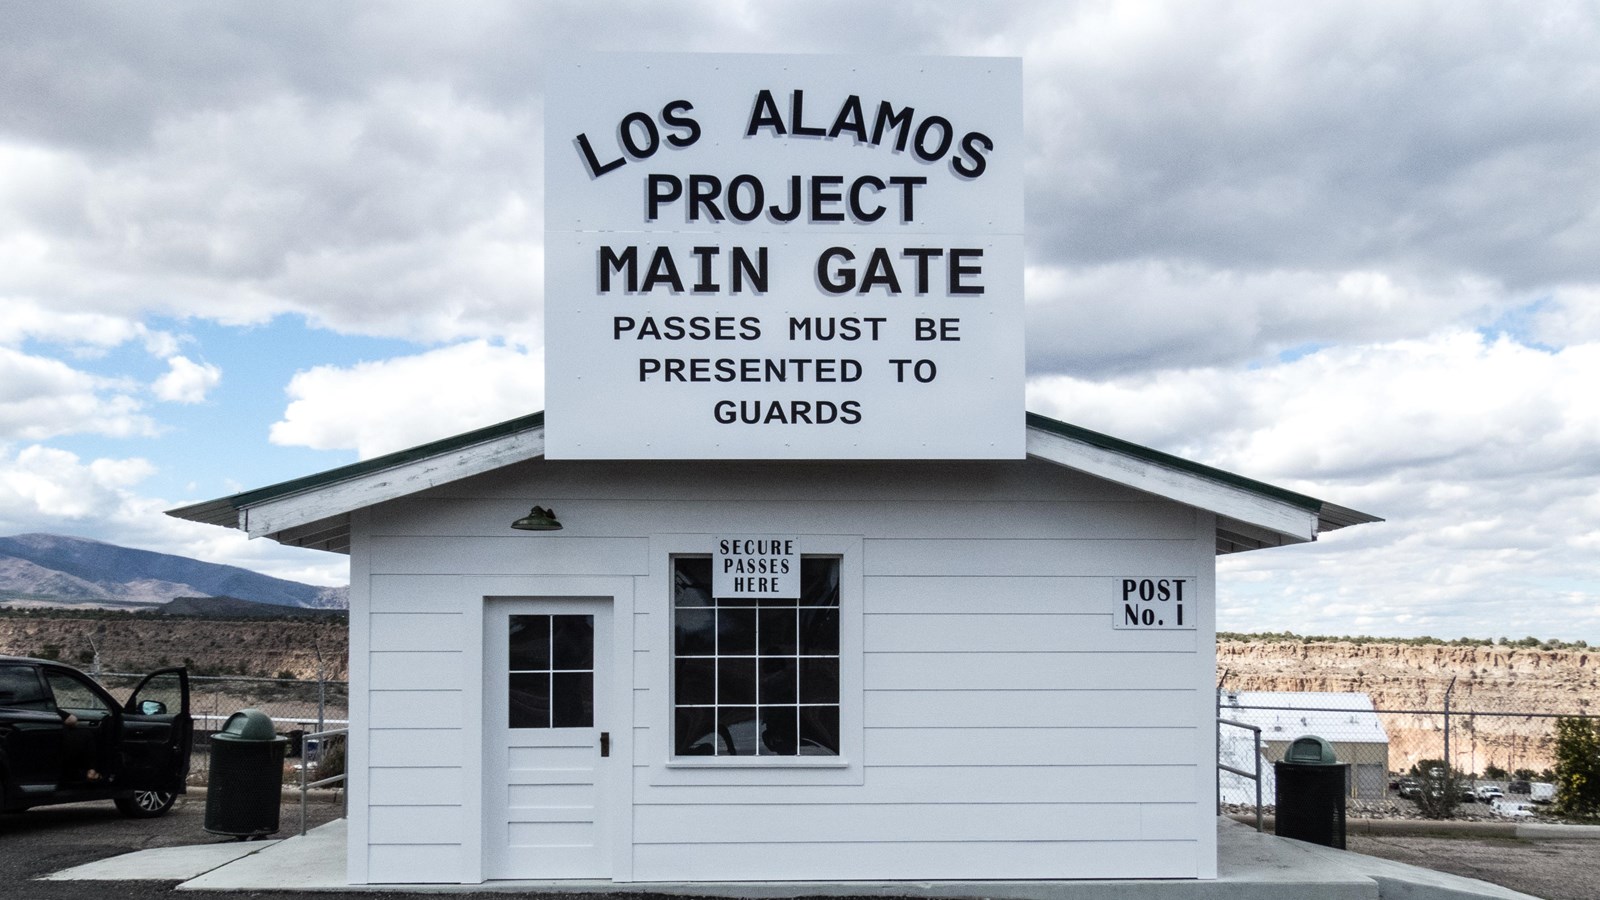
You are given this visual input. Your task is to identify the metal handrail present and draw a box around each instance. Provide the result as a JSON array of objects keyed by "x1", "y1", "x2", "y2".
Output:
[
  {"x1": 297, "y1": 727, "x2": 348, "y2": 835},
  {"x1": 1218, "y1": 716, "x2": 1264, "y2": 832}
]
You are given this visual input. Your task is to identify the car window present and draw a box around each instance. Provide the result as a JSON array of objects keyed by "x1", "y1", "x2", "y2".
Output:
[
  {"x1": 0, "y1": 665, "x2": 53, "y2": 711},
  {"x1": 44, "y1": 670, "x2": 111, "y2": 717},
  {"x1": 129, "y1": 670, "x2": 185, "y2": 716}
]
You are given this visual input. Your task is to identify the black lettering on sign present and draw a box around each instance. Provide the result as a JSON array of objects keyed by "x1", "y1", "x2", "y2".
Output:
[
  {"x1": 574, "y1": 100, "x2": 702, "y2": 178},
  {"x1": 599, "y1": 245, "x2": 767, "y2": 294},
  {"x1": 1114, "y1": 578, "x2": 1195, "y2": 630}
]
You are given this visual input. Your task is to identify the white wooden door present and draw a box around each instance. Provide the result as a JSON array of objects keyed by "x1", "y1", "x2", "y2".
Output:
[{"x1": 484, "y1": 598, "x2": 612, "y2": 879}]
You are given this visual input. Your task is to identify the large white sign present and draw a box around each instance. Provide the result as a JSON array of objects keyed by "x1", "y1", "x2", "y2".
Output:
[{"x1": 545, "y1": 53, "x2": 1023, "y2": 459}]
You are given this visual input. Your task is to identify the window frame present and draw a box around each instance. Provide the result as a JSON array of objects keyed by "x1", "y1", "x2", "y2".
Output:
[
  {"x1": 646, "y1": 533, "x2": 864, "y2": 786},
  {"x1": 506, "y1": 612, "x2": 597, "y2": 730},
  {"x1": 670, "y1": 553, "x2": 842, "y2": 759}
]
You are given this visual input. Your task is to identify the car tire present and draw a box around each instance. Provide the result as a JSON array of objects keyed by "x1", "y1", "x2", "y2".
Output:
[
  {"x1": 0, "y1": 773, "x2": 19, "y2": 813},
  {"x1": 115, "y1": 789, "x2": 177, "y2": 818}
]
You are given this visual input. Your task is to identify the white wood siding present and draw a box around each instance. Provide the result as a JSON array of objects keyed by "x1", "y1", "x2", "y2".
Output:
[{"x1": 352, "y1": 458, "x2": 1218, "y2": 883}]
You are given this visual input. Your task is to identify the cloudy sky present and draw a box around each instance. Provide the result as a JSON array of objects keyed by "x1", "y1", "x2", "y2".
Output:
[{"x1": 3, "y1": 2, "x2": 1597, "y2": 641}]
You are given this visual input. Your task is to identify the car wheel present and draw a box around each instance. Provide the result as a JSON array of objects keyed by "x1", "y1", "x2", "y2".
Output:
[
  {"x1": 0, "y1": 773, "x2": 20, "y2": 813},
  {"x1": 115, "y1": 789, "x2": 176, "y2": 818}
]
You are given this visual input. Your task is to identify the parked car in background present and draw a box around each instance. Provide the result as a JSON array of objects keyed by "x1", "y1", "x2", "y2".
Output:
[
  {"x1": 1476, "y1": 785, "x2": 1505, "y2": 802},
  {"x1": 0, "y1": 656, "x2": 191, "y2": 817},
  {"x1": 1492, "y1": 797, "x2": 1535, "y2": 818},
  {"x1": 1530, "y1": 782, "x2": 1556, "y2": 804}
]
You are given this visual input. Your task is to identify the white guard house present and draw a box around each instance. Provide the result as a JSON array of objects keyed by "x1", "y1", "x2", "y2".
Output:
[{"x1": 170, "y1": 409, "x2": 1378, "y2": 885}]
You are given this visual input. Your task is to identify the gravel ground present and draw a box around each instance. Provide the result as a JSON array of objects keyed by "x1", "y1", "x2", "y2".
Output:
[
  {"x1": 4, "y1": 794, "x2": 1594, "y2": 900},
  {"x1": 1346, "y1": 832, "x2": 1600, "y2": 900}
]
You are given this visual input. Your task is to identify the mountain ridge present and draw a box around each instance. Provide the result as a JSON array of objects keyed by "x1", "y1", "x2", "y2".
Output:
[{"x1": 0, "y1": 533, "x2": 348, "y2": 610}]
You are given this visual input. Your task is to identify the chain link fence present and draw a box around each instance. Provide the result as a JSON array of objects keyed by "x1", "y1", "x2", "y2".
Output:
[
  {"x1": 100, "y1": 672, "x2": 348, "y2": 784},
  {"x1": 1219, "y1": 690, "x2": 1593, "y2": 821}
]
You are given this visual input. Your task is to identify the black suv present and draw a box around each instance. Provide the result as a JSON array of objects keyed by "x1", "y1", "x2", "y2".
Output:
[{"x1": 0, "y1": 656, "x2": 192, "y2": 817}]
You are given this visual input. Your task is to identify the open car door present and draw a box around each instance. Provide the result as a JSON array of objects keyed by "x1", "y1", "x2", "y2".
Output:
[{"x1": 119, "y1": 667, "x2": 192, "y2": 795}]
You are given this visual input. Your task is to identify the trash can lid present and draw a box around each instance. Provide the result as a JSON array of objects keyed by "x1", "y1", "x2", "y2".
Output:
[
  {"x1": 1284, "y1": 734, "x2": 1338, "y2": 765},
  {"x1": 216, "y1": 708, "x2": 279, "y2": 742}
]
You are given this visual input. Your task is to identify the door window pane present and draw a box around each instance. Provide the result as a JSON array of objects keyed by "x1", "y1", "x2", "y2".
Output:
[
  {"x1": 552, "y1": 672, "x2": 594, "y2": 727},
  {"x1": 509, "y1": 616, "x2": 550, "y2": 670},
  {"x1": 508, "y1": 613, "x2": 593, "y2": 729},
  {"x1": 509, "y1": 673, "x2": 551, "y2": 728},
  {"x1": 552, "y1": 616, "x2": 594, "y2": 670}
]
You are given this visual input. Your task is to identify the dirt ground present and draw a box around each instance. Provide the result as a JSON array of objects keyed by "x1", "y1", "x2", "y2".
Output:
[{"x1": 1347, "y1": 832, "x2": 1600, "y2": 900}]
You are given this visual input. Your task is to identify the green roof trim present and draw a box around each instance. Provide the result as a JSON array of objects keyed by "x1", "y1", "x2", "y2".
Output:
[
  {"x1": 1025, "y1": 411, "x2": 1324, "y2": 513},
  {"x1": 171, "y1": 409, "x2": 1376, "y2": 541},
  {"x1": 178, "y1": 411, "x2": 545, "y2": 517}
]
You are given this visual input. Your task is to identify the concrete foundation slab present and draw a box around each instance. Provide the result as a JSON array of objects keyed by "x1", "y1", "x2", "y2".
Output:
[
  {"x1": 41, "y1": 839, "x2": 275, "y2": 882},
  {"x1": 41, "y1": 818, "x2": 1541, "y2": 899}
]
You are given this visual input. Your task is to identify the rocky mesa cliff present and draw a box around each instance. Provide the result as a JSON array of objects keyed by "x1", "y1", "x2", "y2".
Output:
[{"x1": 1220, "y1": 638, "x2": 1598, "y2": 773}]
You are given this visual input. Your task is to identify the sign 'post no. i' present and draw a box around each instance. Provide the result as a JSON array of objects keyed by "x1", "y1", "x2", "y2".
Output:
[{"x1": 544, "y1": 53, "x2": 1023, "y2": 459}]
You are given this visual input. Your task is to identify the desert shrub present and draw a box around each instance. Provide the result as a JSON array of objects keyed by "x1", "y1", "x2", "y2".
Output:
[{"x1": 1554, "y1": 717, "x2": 1600, "y2": 820}]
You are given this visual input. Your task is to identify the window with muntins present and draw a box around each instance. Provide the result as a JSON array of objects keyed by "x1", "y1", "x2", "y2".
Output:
[
  {"x1": 673, "y1": 555, "x2": 840, "y2": 756},
  {"x1": 507, "y1": 614, "x2": 594, "y2": 729}
]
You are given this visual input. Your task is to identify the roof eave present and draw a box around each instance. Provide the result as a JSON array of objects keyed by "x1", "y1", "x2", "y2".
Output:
[{"x1": 168, "y1": 409, "x2": 1380, "y2": 557}]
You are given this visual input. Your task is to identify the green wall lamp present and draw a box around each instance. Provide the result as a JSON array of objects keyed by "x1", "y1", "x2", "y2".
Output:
[{"x1": 511, "y1": 506, "x2": 563, "y2": 531}]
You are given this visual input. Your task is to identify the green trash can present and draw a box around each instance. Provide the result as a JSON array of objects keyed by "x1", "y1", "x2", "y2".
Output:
[
  {"x1": 204, "y1": 709, "x2": 288, "y2": 838},
  {"x1": 1274, "y1": 734, "x2": 1349, "y2": 849}
]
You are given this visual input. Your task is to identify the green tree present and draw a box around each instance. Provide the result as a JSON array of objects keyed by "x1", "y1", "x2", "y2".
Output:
[
  {"x1": 1553, "y1": 717, "x2": 1600, "y2": 820},
  {"x1": 1407, "y1": 759, "x2": 1461, "y2": 819}
]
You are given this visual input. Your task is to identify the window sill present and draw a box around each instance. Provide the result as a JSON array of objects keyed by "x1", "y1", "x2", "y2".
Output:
[{"x1": 665, "y1": 756, "x2": 851, "y2": 769}]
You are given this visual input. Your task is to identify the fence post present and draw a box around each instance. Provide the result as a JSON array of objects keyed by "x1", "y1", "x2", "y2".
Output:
[
  {"x1": 314, "y1": 641, "x2": 326, "y2": 769},
  {"x1": 1443, "y1": 675, "x2": 1456, "y2": 775}
]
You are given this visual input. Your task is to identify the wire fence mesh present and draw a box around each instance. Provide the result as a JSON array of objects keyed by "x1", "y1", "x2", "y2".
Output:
[
  {"x1": 100, "y1": 672, "x2": 348, "y2": 784},
  {"x1": 1219, "y1": 692, "x2": 1593, "y2": 821}
]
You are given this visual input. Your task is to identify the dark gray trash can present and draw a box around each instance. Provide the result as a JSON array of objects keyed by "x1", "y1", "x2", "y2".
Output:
[
  {"x1": 1274, "y1": 734, "x2": 1349, "y2": 849},
  {"x1": 204, "y1": 709, "x2": 288, "y2": 838}
]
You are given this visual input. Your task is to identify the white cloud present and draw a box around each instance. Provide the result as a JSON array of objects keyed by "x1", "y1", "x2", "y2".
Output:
[
  {"x1": 1030, "y1": 330, "x2": 1600, "y2": 483},
  {"x1": 269, "y1": 340, "x2": 545, "y2": 458},
  {"x1": 0, "y1": 441, "x2": 347, "y2": 587},
  {"x1": 1019, "y1": 3, "x2": 1600, "y2": 285},
  {"x1": 0, "y1": 346, "x2": 155, "y2": 441},
  {"x1": 1029, "y1": 330, "x2": 1600, "y2": 640},
  {"x1": 152, "y1": 355, "x2": 221, "y2": 404},
  {"x1": 0, "y1": 84, "x2": 543, "y2": 345},
  {"x1": 152, "y1": 521, "x2": 349, "y2": 588},
  {"x1": 1, "y1": 4, "x2": 1598, "y2": 640},
  {"x1": 0, "y1": 295, "x2": 179, "y2": 357},
  {"x1": 1024, "y1": 262, "x2": 1512, "y2": 376},
  {"x1": 0, "y1": 444, "x2": 155, "y2": 524}
]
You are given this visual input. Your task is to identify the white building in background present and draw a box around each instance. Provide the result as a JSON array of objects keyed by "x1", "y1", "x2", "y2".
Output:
[{"x1": 1219, "y1": 691, "x2": 1391, "y2": 800}]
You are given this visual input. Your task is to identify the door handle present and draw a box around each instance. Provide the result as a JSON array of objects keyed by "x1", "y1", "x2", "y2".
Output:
[{"x1": 600, "y1": 732, "x2": 610, "y2": 757}]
